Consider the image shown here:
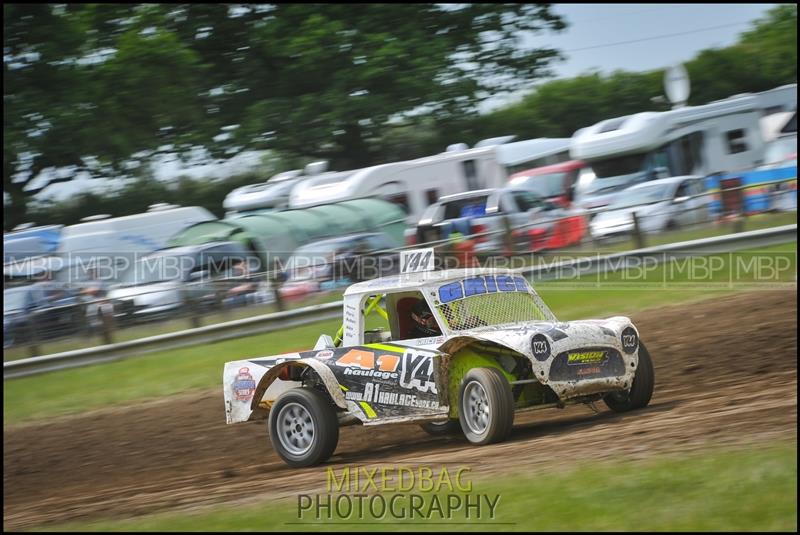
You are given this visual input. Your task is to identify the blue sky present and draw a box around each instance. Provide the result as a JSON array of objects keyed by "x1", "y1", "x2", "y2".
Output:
[
  {"x1": 481, "y1": 3, "x2": 780, "y2": 111},
  {"x1": 25, "y1": 3, "x2": 782, "y2": 202}
]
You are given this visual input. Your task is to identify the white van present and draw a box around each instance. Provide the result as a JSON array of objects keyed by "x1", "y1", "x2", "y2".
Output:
[
  {"x1": 289, "y1": 138, "x2": 571, "y2": 223},
  {"x1": 53, "y1": 204, "x2": 216, "y2": 284}
]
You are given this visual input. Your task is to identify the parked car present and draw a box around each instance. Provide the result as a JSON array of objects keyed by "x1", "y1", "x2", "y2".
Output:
[
  {"x1": 759, "y1": 132, "x2": 797, "y2": 170},
  {"x1": 413, "y1": 188, "x2": 587, "y2": 254},
  {"x1": 4, "y1": 282, "x2": 81, "y2": 348},
  {"x1": 589, "y1": 176, "x2": 710, "y2": 240},
  {"x1": 279, "y1": 233, "x2": 400, "y2": 300},
  {"x1": 107, "y1": 241, "x2": 264, "y2": 323}
]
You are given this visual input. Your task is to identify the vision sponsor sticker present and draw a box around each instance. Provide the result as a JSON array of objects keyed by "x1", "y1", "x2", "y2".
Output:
[
  {"x1": 567, "y1": 351, "x2": 608, "y2": 366},
  {"x1": 315, "y1": 350, "x2": 334, "y2": 359},
  {"x1": 233, "y1": 367, "x2": 256, "y2": 402}
]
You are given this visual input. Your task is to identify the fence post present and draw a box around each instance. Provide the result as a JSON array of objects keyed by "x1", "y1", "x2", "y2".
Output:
[
  {"x1": 193, "y1": 292, "x2": 205, "y2": 328},
  {"x1": 182, "y1": 287, "x2": 202, "y2": 329},
  {"x1": 734, "y1": 190, "x2": 746, "y2": 233},
  {"x1": 26, "y1": 321, "x2": 40, "y2": 358},
  {"x1": 270, "y1": 257, "x2": 285, "y2": 312},
  {"x1": 502, "y1": 215, "x2": 516, "y2": 257},
  {"x1": 631, "y1": 212, "x2": 646, "y2": 249},
  {"x1": 100, "y1": 304, "x2": 115, "y2": 345}
]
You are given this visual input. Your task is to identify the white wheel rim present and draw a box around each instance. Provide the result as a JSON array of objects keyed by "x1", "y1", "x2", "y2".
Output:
[
  {"x1": 276, "y1": 402, "x2": 315, "y2": 456},
  {"x1": 463, "y1": 380, "x2": 490, "y2": 434}
]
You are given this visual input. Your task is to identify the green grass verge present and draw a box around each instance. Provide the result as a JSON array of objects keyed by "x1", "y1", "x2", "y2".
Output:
[
  {"x1": 38, "y1": 442, "x2": 798, "y2": 532},
  {"x1": 4, "y1": 243, "x2": 796, "y2": 425}
]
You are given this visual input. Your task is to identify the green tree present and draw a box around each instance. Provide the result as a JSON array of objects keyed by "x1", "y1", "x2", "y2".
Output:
[
  {"x1": 473, "y1": 70, "x2": 664, "y2": 142},
  {"x1": 5, "y1": 4, "x2": 567, "y2": 229},
  {"x1": 201, "y1": 4, "x2": 568, "y2": 169},
  {"x1": 4, "y1": 4, "x2": 215, "y2": 229},
  {"x1": 738, "y1": 4, "x2": 797, "y2": 86}
]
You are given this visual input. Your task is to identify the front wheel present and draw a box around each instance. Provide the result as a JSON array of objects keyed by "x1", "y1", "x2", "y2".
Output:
[
  {"x1": 604, "y1": 342, "x2": 655, "y2": 412},
  {"x1": 268, "y1": 388, "x2": 339, "y2": 467},
  {"x1": 458, "y1": 367, "x2": 515, "y2": 445}
]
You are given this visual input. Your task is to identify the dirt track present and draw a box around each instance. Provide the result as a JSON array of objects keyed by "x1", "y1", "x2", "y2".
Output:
[{"x1": 4, "y1": 289, "x2": 797, "y2": 530}]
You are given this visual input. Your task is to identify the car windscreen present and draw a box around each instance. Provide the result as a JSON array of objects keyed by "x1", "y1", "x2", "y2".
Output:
[
  {"x1": 285, "y1": 239, "x2": 353, "y2": 270},
  {"x1": 764, "y1": 136, "x2": 797, "y2": 165},
  {"x1": 283, "y1": 238, "x2": 360, "y2": 281},
  {"x1": 121, "y1": 254, "x2": 188, "y2": 285},
  {"x1": 3, "y1": 237, "x2": 50, "y2": 264},
  {"x1": 434, "y1": 275, "x2": 555, "y2": 331},
  {"x1": 442, "y1": 196, "x2": 489, "y2": 219},
  {"x1": 512, "y1": 172, "x2": 566, "y2": 197},
  {"x1": 591, "y1": 153, "x2": 648, "y2": 178},
  {"x1": 612, "y1": 183, "x2": 672, "y2": 207},
  {"x1": 4, "y1": 288, "x2": 28, "y2": 313},
  {"x1": 582, "y1": 172, "x2": 646, "y2": 196}
]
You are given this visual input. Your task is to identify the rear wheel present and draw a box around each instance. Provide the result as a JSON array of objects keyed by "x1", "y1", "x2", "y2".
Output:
[
  {"x1": 458, "y1": 367, "x2": 515, "y2": 445},
  {"x1": 268, "y1": 388, "x2": 339, "y2": 467},
  {"x1": 604, "y1": 342, "x2": 655, "y2": 412}
]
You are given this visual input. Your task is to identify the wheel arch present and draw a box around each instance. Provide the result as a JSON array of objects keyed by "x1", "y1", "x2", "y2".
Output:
[
  {"x1": 436, "y1": 336, "x2": 528, "y2": 418},
  {"x1": 249, "y1": 359, "x2": 348, "y2": 420}
]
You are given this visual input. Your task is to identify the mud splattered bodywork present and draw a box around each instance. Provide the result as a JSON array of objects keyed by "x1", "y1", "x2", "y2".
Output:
[
  {"x1": 224, "y1": 343, "x2": 447, "y2": 425},
  {"x1": 223, "y1": 268, "x2": 645, "y2": 427}
]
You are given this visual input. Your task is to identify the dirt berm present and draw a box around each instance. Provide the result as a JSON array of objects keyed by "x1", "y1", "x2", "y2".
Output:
[{"x1": 3, "y1": 289, "x2": 797, "y2": 530}]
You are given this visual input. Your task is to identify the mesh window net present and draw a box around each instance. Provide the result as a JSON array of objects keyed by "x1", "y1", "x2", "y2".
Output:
[{"x1": 436, "y1": 290, "x2": 553, "y2": 331}]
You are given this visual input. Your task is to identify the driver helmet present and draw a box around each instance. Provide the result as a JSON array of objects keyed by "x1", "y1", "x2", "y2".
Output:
[{"x1": 411, "y1": 299, "x2": 441, "y2": 336}]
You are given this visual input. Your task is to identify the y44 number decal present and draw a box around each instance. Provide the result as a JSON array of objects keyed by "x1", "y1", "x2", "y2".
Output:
[
  {"x1": 400, "y1": 249, "x2": 435, "y2": 273},
  {"x1": 399, "y1": 349, "x2": 437, "y2": 394}
]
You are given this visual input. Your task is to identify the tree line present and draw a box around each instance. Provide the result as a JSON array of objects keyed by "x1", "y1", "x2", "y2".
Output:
[{"x1": 6, "y1": 4, "x2": 796, "y2": 230}]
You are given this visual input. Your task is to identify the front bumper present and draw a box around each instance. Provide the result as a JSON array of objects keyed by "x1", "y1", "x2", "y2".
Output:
[{"x1": 546, "y1": 346, "x2": 636, "y2": 398}]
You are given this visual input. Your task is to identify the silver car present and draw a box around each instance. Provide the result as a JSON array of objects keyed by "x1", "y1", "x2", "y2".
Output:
[
  {"x1": 108, "y1": 242, "x2": 261, "y2": 322},
  {"x1": 590, "y1": 176, "x2": 709, "y2": 240}
]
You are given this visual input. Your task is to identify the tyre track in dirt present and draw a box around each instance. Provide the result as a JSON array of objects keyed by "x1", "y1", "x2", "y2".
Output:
[{"x1": 3, "y1": 289, "x2": 797, "y2": 530}]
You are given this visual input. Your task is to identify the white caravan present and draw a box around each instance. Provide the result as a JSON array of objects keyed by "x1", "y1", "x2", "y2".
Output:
[
  {"x1": 223, "y1": 162, "x2": 335, "y2": 214},
  {"x1": 288, "y1": 138, "x2": 571, "y2": 223},
  {"x1": 571, "y1": 84, "x2": 797, "y2": 210}
]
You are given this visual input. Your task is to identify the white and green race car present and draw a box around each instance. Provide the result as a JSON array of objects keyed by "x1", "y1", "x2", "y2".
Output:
[{"x1": 223, "y1": 251, "x2": 654, "y2": 467}]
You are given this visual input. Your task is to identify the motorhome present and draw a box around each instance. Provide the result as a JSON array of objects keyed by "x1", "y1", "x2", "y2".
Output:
[
  {"x1": 570, "y1": 84, "x2": 797, "y2": 211},
  {"x1": 288, "y1": 138, "x2": 571, "y2": 223}
]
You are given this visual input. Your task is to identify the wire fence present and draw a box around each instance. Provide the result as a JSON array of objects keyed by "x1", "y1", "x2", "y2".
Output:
[{"x1": 3, "y1": 175, "x2": 796, "y2": 357}]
